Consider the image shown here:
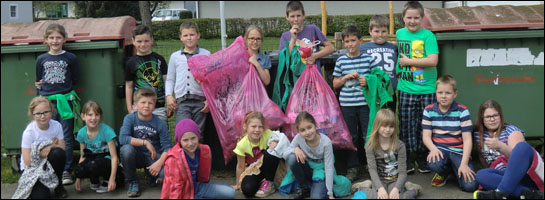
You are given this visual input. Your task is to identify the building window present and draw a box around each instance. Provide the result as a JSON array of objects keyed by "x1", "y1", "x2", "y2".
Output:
[{"x1": 10, "y1": 4, "x2": 18, "y2": 18}]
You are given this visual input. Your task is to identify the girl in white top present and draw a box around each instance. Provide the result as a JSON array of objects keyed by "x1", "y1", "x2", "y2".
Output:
[{"x1": 20, "y1": 96, "x2": 67, "y2": 198}]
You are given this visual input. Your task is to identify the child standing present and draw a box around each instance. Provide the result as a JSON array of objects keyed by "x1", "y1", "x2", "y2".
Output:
[
  {"x1": 16, "y1": 97, "x2": 67, "y2": 198},
  {"x1": 279, "y1": 1, "x2": 334, "y2": 68},
  {"x1": 354, "y1": 109, "x2": 420, "y2": 199},
  {"x1": 119, "y1": 88, "x2": 171, "y2": 197},
  {"x1": 165, "y1": 21, "x2": 210, "y2": 138},
  {"x1": 161, "y1": 119, "x2": 235, "y2": 199},
  {"x1": 422, "y1": 75, "x2": 478, "y2": 192},
  {"x1": 233, "y1": 111, "x2": 280, "y2": 198},
  {"x1": 125, "y1": 25, "x2": 168, "y2": 122},
  {"x1": 332, "y1": 25, "x2": 373, "y2": 181},
  {"x1": 360, "y1": 15, "x2": 399, "y2": 112},
  {"x1": 35, "y1": 23, "x2": 80, "y2": 186},
  {"x1": 472, "y1": 100, "x2": 543, "y2": 199},
  {"x1": 74, "y1": 101, "x2": 123, "y2": 193},
  {"x1": 245, "y1": 25, "x2": 272, "y2": 86},
  {"x1": 396, "y1": 1, "x2": 439, "y2": 174}
]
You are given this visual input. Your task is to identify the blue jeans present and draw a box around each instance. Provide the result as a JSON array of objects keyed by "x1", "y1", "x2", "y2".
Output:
[
  {"x1": 175, "y1": 99, "x2": 207, "y2": 141},
  {"x1": 120, "y1": 145, "x2": 164, "y2": 183},
  {"x1": 53, "y1": 102, "x2": 75, "y2": 172},
  {"x1": 476, "y1": 142, "x2": 538, "y2": 197},
  {"x1": 340, "y1": 105, "x2": 369, "y2": 169},
  {"x1": 194, "y1": 181, "x2": 236, "y2": 199},
  {"x1": 286, "y1": 154, "x2": 328, "y2": 199},
  {"x1": 427, "y1": 149, "x2": 478, "y2": 192}
]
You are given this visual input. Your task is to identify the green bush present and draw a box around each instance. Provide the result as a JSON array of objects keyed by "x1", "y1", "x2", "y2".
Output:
[
  {"x1": 151, "y1": 13, "x2": 404, "y2": 40},
  {"x1": 180, "y1": 10, "x2": 193, "y2": 19}
]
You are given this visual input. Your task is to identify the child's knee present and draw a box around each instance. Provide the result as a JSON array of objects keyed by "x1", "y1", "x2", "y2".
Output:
[
  {"x1": 120, "y1": 145, "x2": 136, "y2": 158},
  {"x1": 460, "y1": 180, "x2": 478, "y2": 192},
  {"x1": 48, "y1": 147, "x2": 66, "y2": 162}
]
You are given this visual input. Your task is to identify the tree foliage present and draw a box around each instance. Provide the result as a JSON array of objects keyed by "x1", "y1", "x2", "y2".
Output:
[{"x1": 74, "y1": 1, "x2": 141, "y2": 20}]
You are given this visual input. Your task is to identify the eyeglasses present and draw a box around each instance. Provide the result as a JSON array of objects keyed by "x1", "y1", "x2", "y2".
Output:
[
  {"x1": 33, "y1": 110, "x2": 51, "y2": 117},
  {"x1": 247, "y1": 37, "x2": 262, "y2": 42},
  {"x1": 484, "y1": 114, "x2": 500, "y2": 121}
]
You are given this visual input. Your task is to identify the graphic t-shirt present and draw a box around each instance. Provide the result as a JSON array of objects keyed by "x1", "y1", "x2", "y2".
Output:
[
  {"x1": 395, "y1": 27, "x2": 439, "y2": 94},
  {"x1": 118, "y1": 112, "x2": 171, "y2": 154},
  {"x1": 473, "y1": 125, "x2": 524, "y2": 165},
  {"x1": 20, "y1": 120, "x2": 64, "y2": 170},
  {"x1": 125, "y1": 52, "x2": 168, "y2": 107},
  {"x1": 279, "y1": 24, "x2": 329, "y2": 68},
  {"x1": 233, "y1": 129, "x2": 273, "y2": 164},
  {"x1": 360, "y1": 41, "x2": 399, "y2": 90},
  {"x1": 76, "y1": 123, "x2": 118, "y2": 159},
  {"x1": 35, "y1": 51, "x2": 78, "y2": 96}
]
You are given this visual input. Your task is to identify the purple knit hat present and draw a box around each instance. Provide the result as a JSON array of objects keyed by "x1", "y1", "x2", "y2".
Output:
[{"x1": 175, "y1": 119, "x2": 201, "y2": 143}]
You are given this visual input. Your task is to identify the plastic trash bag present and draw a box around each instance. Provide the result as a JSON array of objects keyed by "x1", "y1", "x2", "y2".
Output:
[
  {"x1": 188, "y1": 36, "x2": 286, "y2": 163},
  {"x1": 283, "y1": 64, "x2": 356, "y2": 151}
]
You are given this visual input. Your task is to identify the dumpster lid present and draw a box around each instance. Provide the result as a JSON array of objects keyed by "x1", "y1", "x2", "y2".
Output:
[
  {"x1": 422, "y1": 5, "x2": 544, "y2": 32},
  {"x1": 1, "y1": 16, "x2": 135, "y2": 47}
]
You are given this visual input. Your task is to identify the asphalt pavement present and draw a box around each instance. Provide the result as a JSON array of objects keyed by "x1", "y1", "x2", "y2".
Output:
[{"x1": 2, "y1": 170, "x2": 474, "y2": 199}]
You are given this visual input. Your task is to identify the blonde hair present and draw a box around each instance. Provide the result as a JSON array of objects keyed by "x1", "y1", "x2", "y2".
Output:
[
  {"x1": 133, "y1": 88, "x2": 157, "y2": 104},
  {"x1": 369, "y1": 15, "x2": 389, "y2": 31},
  {"x1": 436, "y1": 75, "x2": 457, "y2": 92},
  {"x1": 239, "y1": 111, "x2": 267, "y2": 141},
  {"x1": 43, "y1": 23, "x2": 67, "y2": 50},
  {"x1": 81, "y1": 100, "x2": 103, "y2": 116},
  {"x1": 366, "y1": 109, "x2": 398, "y2": 152},
  {"x1": 28, "y1": 96, "x2": 56, "y2": 120},
  {"x1": 244, "y1": 25, "x2": 264, "y2": 41}
]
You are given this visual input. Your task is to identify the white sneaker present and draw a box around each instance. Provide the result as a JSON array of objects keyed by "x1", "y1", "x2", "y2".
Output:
[
  {"x1": 90, "y1": 183, "x2": 100, "y2": 190},
  {"x1": 62, "y1": 171, "x2": 74, "y2": 185},
  {"x1": 96, "y1": 181, "x2": 109, "y2": 193}
]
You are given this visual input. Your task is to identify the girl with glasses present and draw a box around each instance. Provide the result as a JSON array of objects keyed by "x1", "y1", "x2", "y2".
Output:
[{"x1": 244, "y1": 25, "x2": 272, "y2": 86}]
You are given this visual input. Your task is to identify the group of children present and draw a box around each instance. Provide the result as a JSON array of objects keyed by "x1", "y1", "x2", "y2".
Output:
[{"x1": 15, "y1": 0, "x2": 543, "y2": 199}]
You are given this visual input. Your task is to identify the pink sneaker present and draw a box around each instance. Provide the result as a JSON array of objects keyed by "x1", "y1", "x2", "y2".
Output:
[{"x1": 255, "y1": 180, "x2": 275, "y2": 198}]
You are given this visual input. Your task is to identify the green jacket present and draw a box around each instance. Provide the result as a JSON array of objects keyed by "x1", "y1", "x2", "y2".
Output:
[
  {"x1": 272, "y1": 42, "x2": 306, "y2": 111},
  {"x1": 46, "y1": 90, "x2": 82, "y2": 131},
  {"x1": 363, "y1": 68, "x2": 394, "y2": 144}
]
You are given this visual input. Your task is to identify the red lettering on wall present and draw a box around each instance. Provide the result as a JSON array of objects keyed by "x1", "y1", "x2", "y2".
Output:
[
  {"x1": 25, "y1": 85, "x2": 36, "y2": 95},
  {"x1": 473, "y1": 73, "x2": 535, "y2": 84}
]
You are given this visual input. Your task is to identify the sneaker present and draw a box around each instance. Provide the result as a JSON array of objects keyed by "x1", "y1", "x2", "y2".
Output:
[
  {"x1": 96, "y1": 181, "x2": 109, "y2": 193},
  {"x1": 474, "y1": 189, "x2": 508, "y2": 199},
  {"x1": 255, "y1": 180, "x2": 276, "y2": 198},
  {"x1": 417, "y1": 159, "x2": 431, "y2": 173},
  {"x1": 290, "y1": 187, "x2": 310, "y2": 199},
  {"x1": 54, "y1": 185, "x2": 68, "y2": 198},
  {"x1": 346, "y1": 167, "x2": 359, "y2": 182},
  {"x1": 62, "y1": 171, "x2": 74, "y2": 185},
  {"x1": 431, "y1": 173, "x2": 448, "y2": 187},
  {"x1": 520, "y1": 189, "x2": 544, "y2": 199},
  {"x1": 351, "y1": 180, "x2": 372, "y2": 192},
  {"x1": 127, "y1": 181, "x2": 141, "y2": 197},
  {"x1": 407, "y1": 160, "x2": 415, "y2": 175},
  {"x1": 404, "y1": 181, "x2": 422, "y2": 195},
  {"x1": 90, "y1": 182, "x2": 100, "y2": 190}
]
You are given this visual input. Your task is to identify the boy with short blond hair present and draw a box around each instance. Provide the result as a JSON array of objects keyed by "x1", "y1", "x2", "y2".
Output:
[
  {"x1": 360, "y1": 15, "x2": 398, "y2": 113},
  {"x1": 125, "y1": 25, "x2": 168, "y2": 122},
  {"x1": 165, "y1": 21, "x2": 211, "y2": 140},
  {"x1": 119, "y1": 88, "x2": 171, "y2": 197},
  {"x1": 332, "y1": 25, "x2": 373, "y2": 181},
  {"x1": 422, "y1": 75, "x2": 478, "y2": 192},
  {"x1": 396, "y1": 1, "x2": 439, "y2": 174}
]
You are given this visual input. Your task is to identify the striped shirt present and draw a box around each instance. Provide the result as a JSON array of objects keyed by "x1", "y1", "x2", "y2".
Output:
[
  {"x1": 473, "y1": 125, "x2": 524, "y2": 165},
  {"x1": 422, "y1": 101, "x2": 472, "y2": 155},
  {"x1": 333, "y1": 52, "x2": 373, "y2": 106}
]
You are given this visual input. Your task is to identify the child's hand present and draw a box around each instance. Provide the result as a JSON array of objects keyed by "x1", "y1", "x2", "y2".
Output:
[
  {"x1": 329, "y1": 195, "x2": 335, "y2": 199},
  {"x1": 377, "y1": 187, "x2": 388, "y2": 199},
  {"x1": 389, "y1": 187, "x2": 400, "y2": 199},
  {"x1": 457, "y1": 164, "x2": 476, "y2": 183},
  {"x1": 108, "y1": 176, "x2": 117, "y2": 192},
  {"x1": 75, "y1": 178, "x2": 81, "y2": 192},
  {"x1": 231, "y1": 184, "x2": 240, "y2": 190},
  {"x1": 51, "y1": 138, "x2": 59, "y2": 145},
  {"x1": 484, "y1": 137, "x2": 502, "y2": 150},
  {"x1": 249, "y1": 55, "x2": 259, "y2": 66},
  {"x1": 35, "y1": 79, "x2": 43, "y2": 90},
  {"x1": 144, "y1": 141, "x2": 157, "y2": 160},
  {"x1": 290, "y1": 25, "x2": 300, "y2": 39},
  {"x1": 399, "y1": 54, "x2": 410, "y2": 66},
  {"x1": 359, "y1": 76, "x2": 367, "y2": 87},
  {"x1": 294, "y1": 147, "x2": 306, "y2": 164},
  {"x1": 427, "y1": 148, "x2": 443, "y2": 163},
  {"x1": 200, "y1": 101, "x2": 210, "y2": 113},
  {"x1": 268, "y1": 141, "x2": 278, "y2": 150},
  {"x1": 166, "y1": 96, "x2": 178, "y2": 115},
  {"x1": 306, "y1": 54, "x2": 317, "y2": 65},
  {"x1": 40, "y1": 145, "x2": 51, "y2": 158},
  {"x1": 343, "y1": 71, "x2": 359, "y2": 82},
  {"x1": 147, "y1": 160, "x2": 162, "y2": 177}
]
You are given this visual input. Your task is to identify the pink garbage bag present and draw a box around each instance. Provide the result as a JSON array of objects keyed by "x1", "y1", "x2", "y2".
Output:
[
  {"x1": 188, "y1": 36, "x2": 286, "y2": 164},
  {"x1": 283, "y1": 64, "x2": 356, "y2": 151}
]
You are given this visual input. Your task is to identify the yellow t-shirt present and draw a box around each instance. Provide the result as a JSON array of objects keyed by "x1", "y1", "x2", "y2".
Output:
[{"x1": 233, "y1": 129, "x2": 273, "y2": 158}]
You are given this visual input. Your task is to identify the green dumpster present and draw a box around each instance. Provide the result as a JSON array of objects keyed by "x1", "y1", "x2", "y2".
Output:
[
  {"x1": 422, "y1": 5, "x2": 544, "y2": 139},
  {"x1": 1, "y1": 16, "x2": 135, "y2": 163}
]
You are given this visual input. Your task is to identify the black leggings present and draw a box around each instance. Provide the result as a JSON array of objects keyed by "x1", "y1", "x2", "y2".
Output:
[
  {"x1": 74, "y1": 149, "x2": 124, "y2": 186},
  {"x1": 241, "y1": 150, "x2": 280, "y2": 197},
  {"x1": 29, "y1": 147, "x2": 66, "y2": 199}
]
